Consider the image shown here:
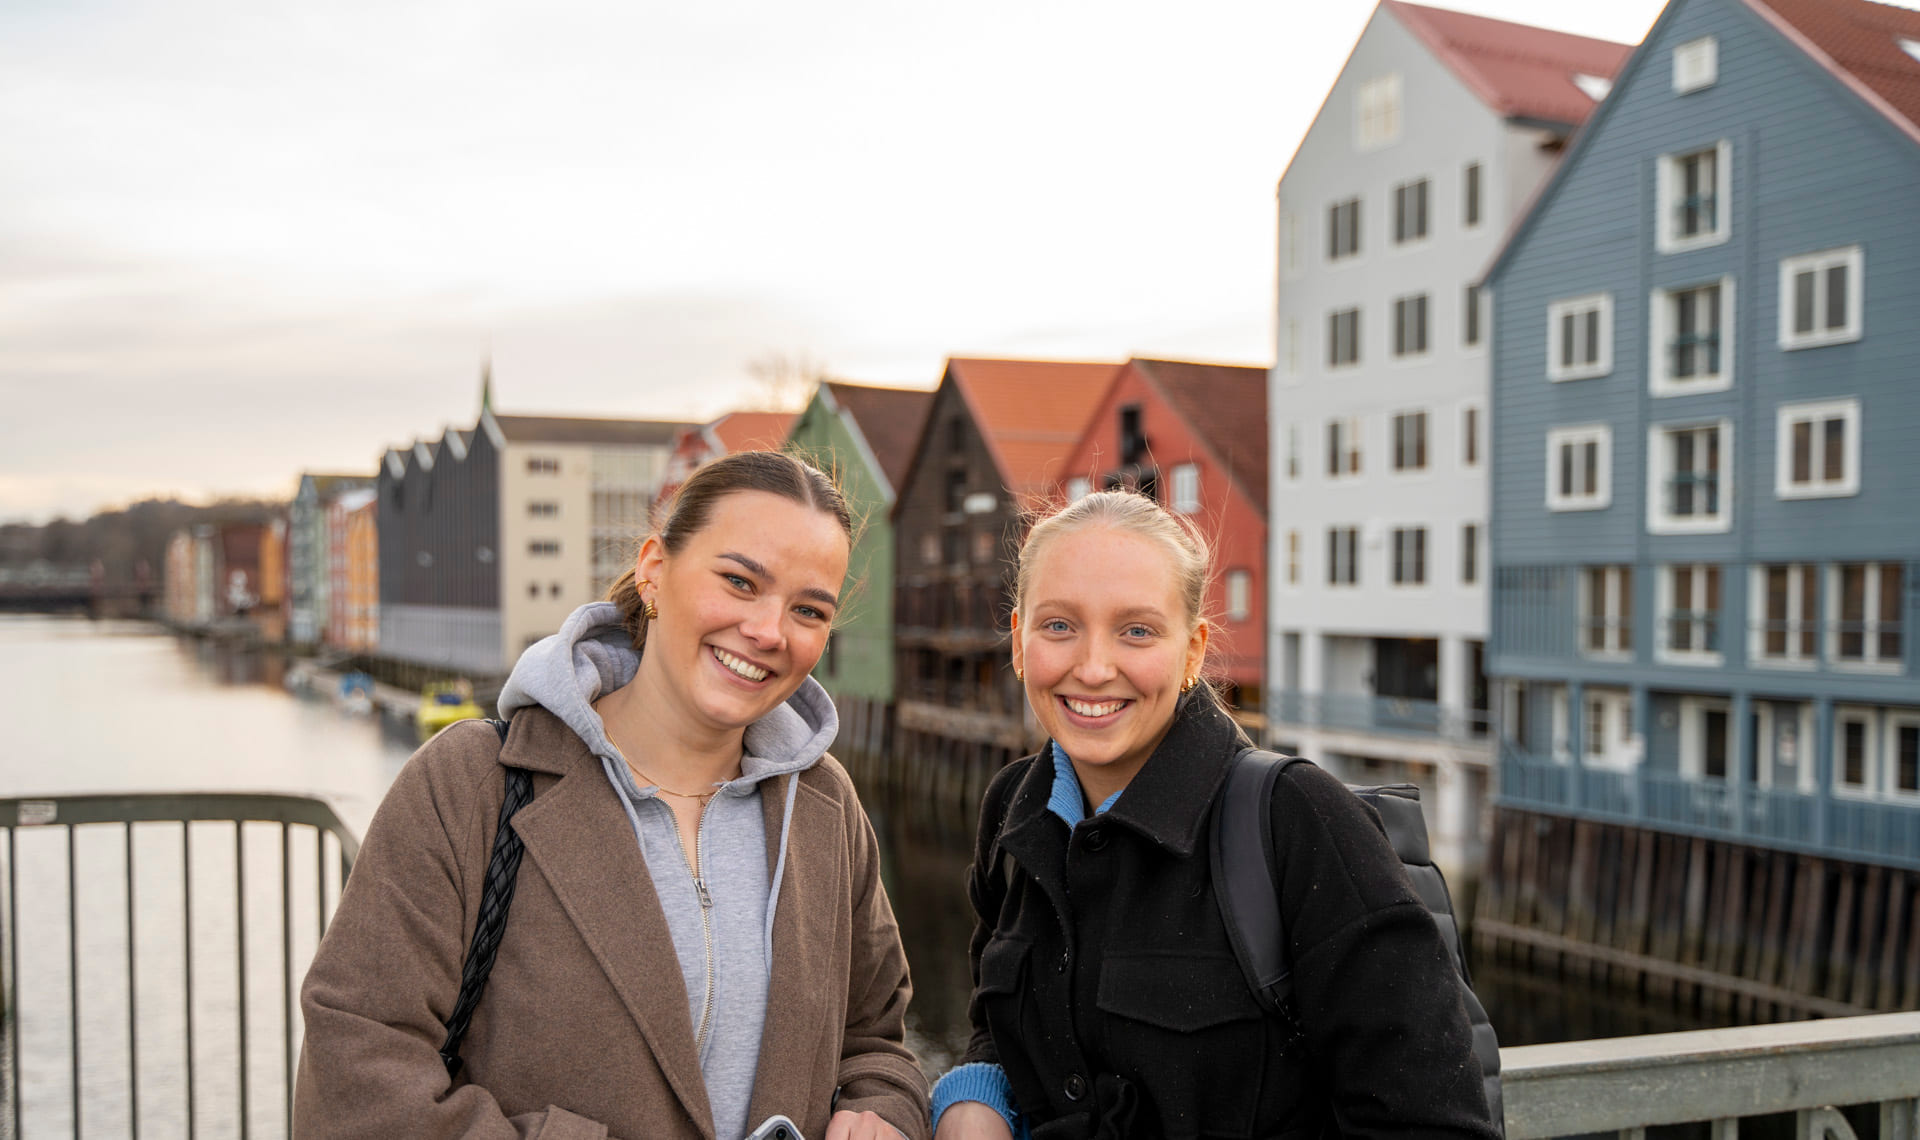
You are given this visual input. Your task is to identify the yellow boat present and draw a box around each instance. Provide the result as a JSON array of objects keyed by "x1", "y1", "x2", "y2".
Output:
[{"x1": 416, "y1": 680, "x2": 484, "y2": 740}]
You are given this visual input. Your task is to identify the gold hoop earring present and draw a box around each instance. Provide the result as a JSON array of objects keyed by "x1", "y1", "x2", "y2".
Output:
[
  {"x1": 1180, "y1": 675, "x2": 1197, "y2": 694},
  {"x1": 638, "y1": 579, "x2": 659, "y2": 621}
]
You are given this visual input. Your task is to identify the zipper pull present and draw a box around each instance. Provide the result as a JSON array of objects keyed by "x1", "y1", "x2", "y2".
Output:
[{"x1": 695, "y1": 877, "x2": 713, "y2": 909}]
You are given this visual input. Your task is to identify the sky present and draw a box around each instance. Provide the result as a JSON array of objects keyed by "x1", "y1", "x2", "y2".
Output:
[{"x1": 0, "y1": 0, "x2": 1678, "y2": 524}]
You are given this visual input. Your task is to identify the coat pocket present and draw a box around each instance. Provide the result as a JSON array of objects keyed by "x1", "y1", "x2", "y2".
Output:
[
  {"x1": 1095, "y1": 950, "x2": 1262, "y2": 1032},
  {"x1": 1096, "y1": 951, "x2": 1270, "y2": 1137}
]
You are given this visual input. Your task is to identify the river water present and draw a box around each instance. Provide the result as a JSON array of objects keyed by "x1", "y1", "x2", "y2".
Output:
[{"x1": 0, "y1": 615, "x2": 1727, "y2": 1137}]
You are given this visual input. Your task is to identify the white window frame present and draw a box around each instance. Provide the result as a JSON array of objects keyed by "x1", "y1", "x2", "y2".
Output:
[
  {"x1": 1356, "y1": 74, "x2": 1402, "y2": 150},
  {"x1": 1778, "y1": 246, "x2": 1864, "y2": 349},
  {"x1": 1462, "y1": 404, "x2": 1481, "y2": 467},
  {"x1": 1328, "y1": 307, "x2": 1361, "y2": 368},
  {"x1": 1885, "y1": 710, "x2": 1920, "y2": 801},
  {"x1": 1285, "y1": 530, "x2": 1300, "y2": 587},
  {"x1": 1546, "y1": 424, "x2": 1611, "y2": 512},
  {"x1": 1672, "y1": 36, "x2": 1718, "y2": 93},
  {"x1": 1657, "y1": 562, "x2": 1724, "y2": 665},
  {"x1": 1327, "y1": 197, "x2": 1362, "y2": 263},
  {"x1": 1650, "y1": 276, "x2": 1735, "y2": 396},
  {"x1": 1580, "y1": 565, "x2": 1634, "y2": 659},
  {"x1": 1775, "y1": 398, "x2": 1860, "y2": 500},
  {"x1": 1391, "y1": 410, "x2": 1429, "y2": 473},
  {"x1": 1680, "y1": 696, "x2": 1734, "y2": 782},
  {"x1": 1749, "y1": 563, "x2": 1820, "y2": 669},
  {"x1": 1463, "y1": 161, "x2": 1484, "y2": 229},
  {"x1": 1656, "y1": 140, "x2": 1733, "y2": 253},
  {"x1": 1279, "y1": 206, "x2": 1303, "y2": 279},
  {"x1": 1461, "y1": 522, "x2": 1480, "y2": 586},
  {"x1": 1284, "y1": 318, "x2": 1301, "y2": 381},
  {"x1": 1463, "y1": 285, "x2": 1485, "y2": 350},
  {"x1": 1327, "y1": 416, "x2": 1362, "y2": 478},
  {"x1": 1547, "y1": 293, "x2": 1613, "y2": 381},
  {"x1": 1583, "y1": 688, "x2": 1639, "y2": 771},
  {"x1": 1392, "y1": 177, "x2": 1431, "y2": 246},
  {"x1": 1283, "y1": 424, "x2": 1300, "y2": 482},
  {"x1": 1225, "y1": 569, "x2": 1252, "y2": 621},
  {"x1": 1391, "y1": 293, "x2": 1430, "y2": 358},
  {"x1": 1647, "y1": 419, "x2": 1733, "y2": 535},
  {"x1": 1170, "y1": 463, "x2": 1201, "y2": 514},
  {"x1": 1328, "y1": 526, "x2": 1360, "y2": 586},
  {"x1": 1834, "y1": 705, "x2": 1879, "y2": 799},
  {"x1": 1828, "y1": 562, "x2": 1905, "y2": 673},
  {"x1": 1750, "y1": 702, "x2": 1817, "y2": 793},
  {"x1": 1390, "y1": 526, "x2": 1427, "y2": 587}
]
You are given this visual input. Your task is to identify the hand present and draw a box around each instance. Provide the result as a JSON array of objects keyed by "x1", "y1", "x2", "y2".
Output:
[
  {"x1": 826, "y1": 1108, "x2": 910, "y2": 1140},
  {"x1": 933, "y1": 1101, "x2": 1014, "y2": 1140}
]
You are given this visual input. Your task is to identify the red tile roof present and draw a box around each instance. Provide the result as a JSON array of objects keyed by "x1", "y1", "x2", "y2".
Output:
[
  {"x1": 709, "y1": 410, "x2": 798, "y2": 454},
  {"x1": 1746, "y1": 0, "x2": 1920, "y2": 144},
  {"x1": 1385, "y1": 0, "x2": 1633, "y2": 126},
  {"x1": 1130, "y1": 359, "x2": 1271, "y2": 514},
  {"x1": 822, "y1": 381, "x2": 935, "y2": 495},
  {"x1": 947, "y1": 358, "x2": 1122, "y2": 508}
]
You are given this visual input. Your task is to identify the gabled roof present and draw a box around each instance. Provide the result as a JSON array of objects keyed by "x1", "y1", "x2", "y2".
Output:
[
  {"x1": 1747, "y1": 0, "x2": 1920, "y2": 144},
  {"x1": 492, "y1": 414, "x2": 691, "y2": 446},
  {"x1": 1385, "y1": 0, "x2": 1633, "y2": 126},
  {"x1": 707, "y1": 410, "x2": 798, "y2": 454},
  {"x1": 821, "y1": 381, "x2": 935, "y2": 496},
  {"x1": 1129, "y1": 359, "x2": 1271, "y2": 514},
  {"x1": 946, "y1": 357, "x2": 1121, "y2": 507}
]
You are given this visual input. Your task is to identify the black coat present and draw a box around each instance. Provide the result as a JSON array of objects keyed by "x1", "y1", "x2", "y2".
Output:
[{"x1": 962, "y1": 694, "x2": 1499, "y2": 1140}]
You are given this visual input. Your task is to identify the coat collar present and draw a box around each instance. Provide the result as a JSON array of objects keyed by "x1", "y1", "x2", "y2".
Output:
[{"x1": 1003, "y1": 692, "x2": 1249, "y2": 859}]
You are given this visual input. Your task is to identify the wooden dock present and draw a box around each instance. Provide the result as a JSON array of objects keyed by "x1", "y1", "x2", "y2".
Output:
[{"x1": 1476, "y1": 807, "x2": 1920, "y2": 1019}]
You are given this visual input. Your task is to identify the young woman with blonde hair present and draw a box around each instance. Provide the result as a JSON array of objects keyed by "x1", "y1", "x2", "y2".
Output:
[{"x1": 931, "y1": 490, "x2": 1496, "y2": 1140}]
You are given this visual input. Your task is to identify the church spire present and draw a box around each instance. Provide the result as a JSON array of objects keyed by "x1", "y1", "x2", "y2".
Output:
[{"x1": 480, "y1": 356, "x2": 494, "y2": 416}]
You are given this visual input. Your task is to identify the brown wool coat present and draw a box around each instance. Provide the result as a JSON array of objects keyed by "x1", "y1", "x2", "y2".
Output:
[{"x1": 294, "y1": 709, "x2": 929, "y2": 1140}]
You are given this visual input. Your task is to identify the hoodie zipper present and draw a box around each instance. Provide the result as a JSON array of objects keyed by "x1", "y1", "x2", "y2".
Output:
[{"x1": 662, "y1": 802, "x2": 718, "y2": 1057}]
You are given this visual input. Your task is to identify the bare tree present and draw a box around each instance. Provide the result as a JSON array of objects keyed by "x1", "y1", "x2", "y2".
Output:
[{"x1": 745, "y1": 351, "x2": 829, "y2": 413}]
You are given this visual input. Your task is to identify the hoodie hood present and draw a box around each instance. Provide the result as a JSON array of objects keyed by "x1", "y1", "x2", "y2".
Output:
[{"x1": 497, "y1": 601, "x2": 839, "y2": 786}]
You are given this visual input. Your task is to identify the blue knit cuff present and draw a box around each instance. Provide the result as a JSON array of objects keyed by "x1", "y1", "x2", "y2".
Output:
[{"x1": 930, "y1": 1062, "x2": 1025, "y2": 1137}]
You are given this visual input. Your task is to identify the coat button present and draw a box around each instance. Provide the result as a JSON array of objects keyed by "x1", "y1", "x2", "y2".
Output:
[
  {"x1": 1083, "y1": 826, "x2": 1108, "y2": 852},
  {"x1": 1064, "y1": 1073, "x2": 1087, "y2": 1101}
]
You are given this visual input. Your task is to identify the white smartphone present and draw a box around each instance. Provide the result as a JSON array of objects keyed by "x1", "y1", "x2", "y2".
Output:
[{"x1": 745, "y1": 1115, "x2": 804, "y2": 1140}]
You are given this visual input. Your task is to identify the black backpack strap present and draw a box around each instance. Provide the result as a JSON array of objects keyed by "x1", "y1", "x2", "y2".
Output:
[
  {"x1": 439, "y1": 718, "x2": 534, "y2": 1078},
  {"x1": 1211, "y1": 746, "x2": 1305, "y2": 1020}
]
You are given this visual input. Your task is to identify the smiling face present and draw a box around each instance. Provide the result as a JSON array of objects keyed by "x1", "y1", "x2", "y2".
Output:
[
  {"x1": 634, "y1": 489, "x2": 850, "y2": 741},
  {"x1": 1011, "y1": 523, "x2": 1208, "y2": 800}
]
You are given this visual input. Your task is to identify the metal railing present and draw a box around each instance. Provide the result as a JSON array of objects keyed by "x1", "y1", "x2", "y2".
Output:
[
  {"x1": 1499, "y1": 749, "x2": 1920, "y2": 870},
  {"x1": 0, "y1": 793, "x2": 359, "y2": 1139},
  {"x1": 1503, "y1": 1011, "x2": 1920, "y2": 1139},
  {"x1": 1271, "y1": 690, "x2": 1492, "y2": 744}
]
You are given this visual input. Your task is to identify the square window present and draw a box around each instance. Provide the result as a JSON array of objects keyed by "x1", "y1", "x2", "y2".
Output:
[
  {"x1": 1778, "y1": 247, "x2": 1863, "y2": 349},
  {"x1": 1651, "y1": 278, "x2": 1733, "y2": 394},
  {"x1": 1657, "y1": 141, "x2": 1732, "y2": 252},
  {"x1": 1328, "y1": 526, "x2": 1360, "y2": 586},
  {"x1": 1581, "y1": 566, "x2": 1634, "y2": 657},
  {"x1": 1392, "y1": 294, "x2": 1429, "y2": 357},
  {"x1": 1776, "y1": 399, "x2": 1859, "y2": 499},
  {"x1": 1171, "y1": 463, "x2": 1201, "y2": 513},
  {"x1": 1547, "y1": 294, "x2": 1612, "y2": 380},
  {"x1": 1546, "y1": 425, "x2": 1611, "y2": 511},
  {"x1": 1391, "y1": 411, "x2": 1429, "y2": 472},
  {"x1": 1328, "y1": 198, "x2": 1362, "y2": 261},
  {"x1": 1391, "y1": 527, "x2": 1427, "y2": 585},
  {"x1": 1751, "y1": 563, "x2": 1819, "y2": 666},
  {"x1": 1393, "y1": 178, "x2": 1430, "y2": 244},
  {"x1": 1648, "y1": 420, "x2": 1732, "y2": 533},
  {"x1": 1357, "y1": 75, "x2": 1401, "y2": 149},
  {"x1": 1673, "y1": 36, "x2": 1718, "y2": 94},
  {"x1": 1830, "y1": 563, "x2": 1904, "y2": 671},
  {"x1": 1659, "y1": 563, "x2": 1723, "y2": 663},
  {"x1": 1327, "y1": 417, "x2": 1362, "y2": 477}
]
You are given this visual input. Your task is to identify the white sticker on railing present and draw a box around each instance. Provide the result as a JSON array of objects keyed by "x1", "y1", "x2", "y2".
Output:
[{"x1": 17, "y1": 801, "x2": 57, "y2": 826}]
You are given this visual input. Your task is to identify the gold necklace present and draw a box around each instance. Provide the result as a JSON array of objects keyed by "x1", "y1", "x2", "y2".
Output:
[{"x1": 628, "y1": 764, "x2": 725, "y2": 802}]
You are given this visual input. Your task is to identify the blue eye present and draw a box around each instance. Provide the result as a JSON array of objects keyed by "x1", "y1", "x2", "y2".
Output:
[
  {"x1": 1042, "y1": 619, "x2": 1071, "y2": 633},
  {"x1": 723, "y1": 573, "x2": 751, "y2": 590},
  {"x1": 1124, "y1": 625, "x2": 1154, "y2": 639},
  {"x1": 795, "y1": 605, "x2": 828, "y2": 622}
]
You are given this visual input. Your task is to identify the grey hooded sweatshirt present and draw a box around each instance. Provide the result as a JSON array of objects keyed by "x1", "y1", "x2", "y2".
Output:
[{"x1": 497, "y1": 601, "x2": 838, "y2": 1140}]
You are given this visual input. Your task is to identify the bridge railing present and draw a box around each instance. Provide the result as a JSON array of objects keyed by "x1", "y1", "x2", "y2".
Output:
[
  {"x1": 0, "y1": 792, "x2": 358, "y2": 1139},
  {"x1": 1502, "y1": 1010, "x2": 1920, "y2": 1140}
]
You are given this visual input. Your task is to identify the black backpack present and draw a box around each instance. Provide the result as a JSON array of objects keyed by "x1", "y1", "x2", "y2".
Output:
[{"x1": 1211, "y1": 747, "x2": 1503, "y2": 1133}]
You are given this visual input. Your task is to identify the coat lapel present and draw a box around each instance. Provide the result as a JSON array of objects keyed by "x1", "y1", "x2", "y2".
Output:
[
  {"x1": 745, "y1": 773, "x2": 843, "y2": 1128},
  {"x1": 504, "y1": 714, "x2": 716, "y2": 1138}
]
